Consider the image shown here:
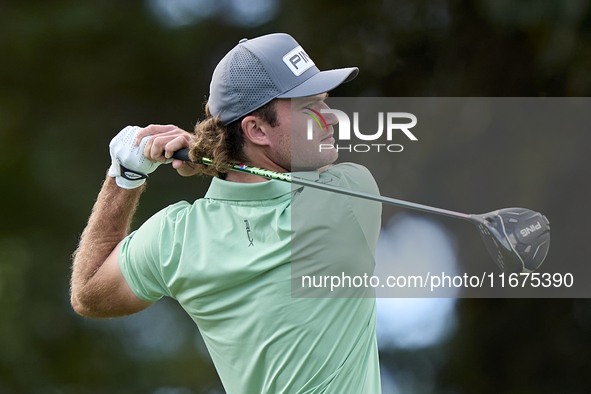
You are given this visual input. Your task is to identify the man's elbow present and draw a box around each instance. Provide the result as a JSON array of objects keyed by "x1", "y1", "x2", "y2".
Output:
[
  {"x1": 71, "y1": 292, "x2": 90, "y2": 317},
  {"x1": 70, "y1": 288, "x2": 145, "y2": 319},
  {"x1": 70, "y1": 292, "x2": 106, "y2": 319}
]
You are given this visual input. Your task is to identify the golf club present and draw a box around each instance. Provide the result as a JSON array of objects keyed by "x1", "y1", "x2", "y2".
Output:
[{"x1": 172, "y1": 149, "x2": 550, "y2": 273}]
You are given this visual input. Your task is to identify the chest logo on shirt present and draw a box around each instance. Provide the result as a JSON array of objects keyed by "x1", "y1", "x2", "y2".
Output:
[{"x1": 244, "y1": 220, "x2": 254, "y2": 247}]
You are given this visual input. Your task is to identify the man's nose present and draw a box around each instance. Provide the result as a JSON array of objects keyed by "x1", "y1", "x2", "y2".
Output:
[{"x1": 321, "y1": 105, "x2": 338, "y2": 125}]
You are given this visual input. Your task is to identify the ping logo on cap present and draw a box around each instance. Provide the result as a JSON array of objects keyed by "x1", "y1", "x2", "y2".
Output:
[{"x1": 283, "y1": 46, "x2": 315, "y2": 76}]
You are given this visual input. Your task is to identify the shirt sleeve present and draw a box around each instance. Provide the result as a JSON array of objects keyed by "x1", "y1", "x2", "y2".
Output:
[
  {"x1": 329, "y1": 162, "x2": 380, "y2": 195},
  {"x1": 119, "y1": 207, "x2": 174, "y2": 302},
  {"x1": 328, "y1": 163, "x2": 382, "y2": 253}
]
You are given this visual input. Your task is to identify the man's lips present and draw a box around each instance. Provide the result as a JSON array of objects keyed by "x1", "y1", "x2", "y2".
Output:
[{"x1": 320, "y1": 134, "x2": 334, "y2": 143}]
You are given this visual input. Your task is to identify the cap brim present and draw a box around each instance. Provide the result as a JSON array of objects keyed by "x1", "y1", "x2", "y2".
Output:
[{"x1": 277, "y1": 67, "x2": 359, "y2": 98}]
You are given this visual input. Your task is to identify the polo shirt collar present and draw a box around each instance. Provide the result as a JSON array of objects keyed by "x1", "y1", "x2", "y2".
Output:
[
  {"x1": 292, "y1": 170, "x2": 319, "y2": 181},
  {"x1": 205, "y1": 170, "x2": 319, "y2": 201}
]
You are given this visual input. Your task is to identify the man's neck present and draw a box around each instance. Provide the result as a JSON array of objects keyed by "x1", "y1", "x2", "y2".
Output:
[{"x1": 224, "y1": 171, "x2": 270, "y2": 183}]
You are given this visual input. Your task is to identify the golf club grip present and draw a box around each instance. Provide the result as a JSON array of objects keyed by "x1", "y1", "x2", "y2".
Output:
[{"x1": 172, "y1": 148, "x2": 192, "y2": 162}]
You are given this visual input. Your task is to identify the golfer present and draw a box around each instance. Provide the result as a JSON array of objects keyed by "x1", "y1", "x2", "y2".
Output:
[{"x1": 71, "y1": 33, "x2": 382, "y2": 393}]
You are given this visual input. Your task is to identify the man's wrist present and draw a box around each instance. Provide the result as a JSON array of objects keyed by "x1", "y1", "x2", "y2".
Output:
[
  {"x1": 108, "y1": 163, "x2": 148, "y2": 189},
  {"x1": 105, "y1": 172, "x2": 147, "y2": 192}
]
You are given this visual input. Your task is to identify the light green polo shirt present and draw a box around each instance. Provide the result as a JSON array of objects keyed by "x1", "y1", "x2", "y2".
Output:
[{"x1": 120, "y1": 163, "x2": 382, "y2": 394}]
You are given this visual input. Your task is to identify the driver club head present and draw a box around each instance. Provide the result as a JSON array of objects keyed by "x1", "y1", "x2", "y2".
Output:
[{"x1": 470, "y1": 208, "x2": 550, "y2": 273}]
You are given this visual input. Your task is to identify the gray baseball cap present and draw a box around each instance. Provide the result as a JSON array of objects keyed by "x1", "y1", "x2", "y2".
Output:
[{"x1": 208, "y1": 33, "x2": 359, "y2": 125}]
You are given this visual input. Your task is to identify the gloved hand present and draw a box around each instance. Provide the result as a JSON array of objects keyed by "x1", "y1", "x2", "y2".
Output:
[{"x1": 108, "y1": 126, "x2": 171, "y2": 189}]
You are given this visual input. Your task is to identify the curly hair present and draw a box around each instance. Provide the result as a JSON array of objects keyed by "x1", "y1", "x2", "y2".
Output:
[{"x1": 188, "y1": 99, "x2": 279, "y2": 178}]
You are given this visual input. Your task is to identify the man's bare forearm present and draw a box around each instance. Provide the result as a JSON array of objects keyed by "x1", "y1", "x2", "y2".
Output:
[{"x1": 71, "y1": 176, "x2": 144, "y2": 307}]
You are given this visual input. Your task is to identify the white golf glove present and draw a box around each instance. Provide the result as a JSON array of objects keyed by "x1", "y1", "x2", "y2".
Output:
[{"x1": 108, "y1": 125, "x2": 170, "y2": 189}]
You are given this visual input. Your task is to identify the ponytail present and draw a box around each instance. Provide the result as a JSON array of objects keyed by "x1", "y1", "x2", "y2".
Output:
[{"x1": 188, "y1": 100, "x2": 278, "y2": 178}]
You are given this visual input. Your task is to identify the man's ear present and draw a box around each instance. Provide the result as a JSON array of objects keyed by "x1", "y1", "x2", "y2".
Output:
[{"x1": 241, "y1": 116, "x2": 272, "y2": 146}]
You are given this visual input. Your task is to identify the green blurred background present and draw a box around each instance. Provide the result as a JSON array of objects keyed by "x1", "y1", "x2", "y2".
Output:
[{"x1": 1, "y1": 0, "x2": 591, "y2": 393}]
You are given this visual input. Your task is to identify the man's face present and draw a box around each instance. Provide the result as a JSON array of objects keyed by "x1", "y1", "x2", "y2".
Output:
[{"x1": 269, "y1": 93, "x2": 338, "y2": 172}]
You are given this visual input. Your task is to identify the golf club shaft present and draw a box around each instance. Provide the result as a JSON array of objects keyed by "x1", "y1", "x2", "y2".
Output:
[{"x1": 173, "y1": 149, "x2": 471, "y2": 221}]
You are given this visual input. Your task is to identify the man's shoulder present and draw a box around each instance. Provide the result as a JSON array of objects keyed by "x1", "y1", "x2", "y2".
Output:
[
  {"x1": 145, "y1": 200, "x2": 194, "y2": 227},
  {"x1": 164, "y1": 199, "x2": 193, "y2": 214},
  {"x1": 328, "y1": 162, "x2": 373, "y2": 178},
  {"x1": 323, "y1": 162, "x2": 379, "y2": 194}
]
